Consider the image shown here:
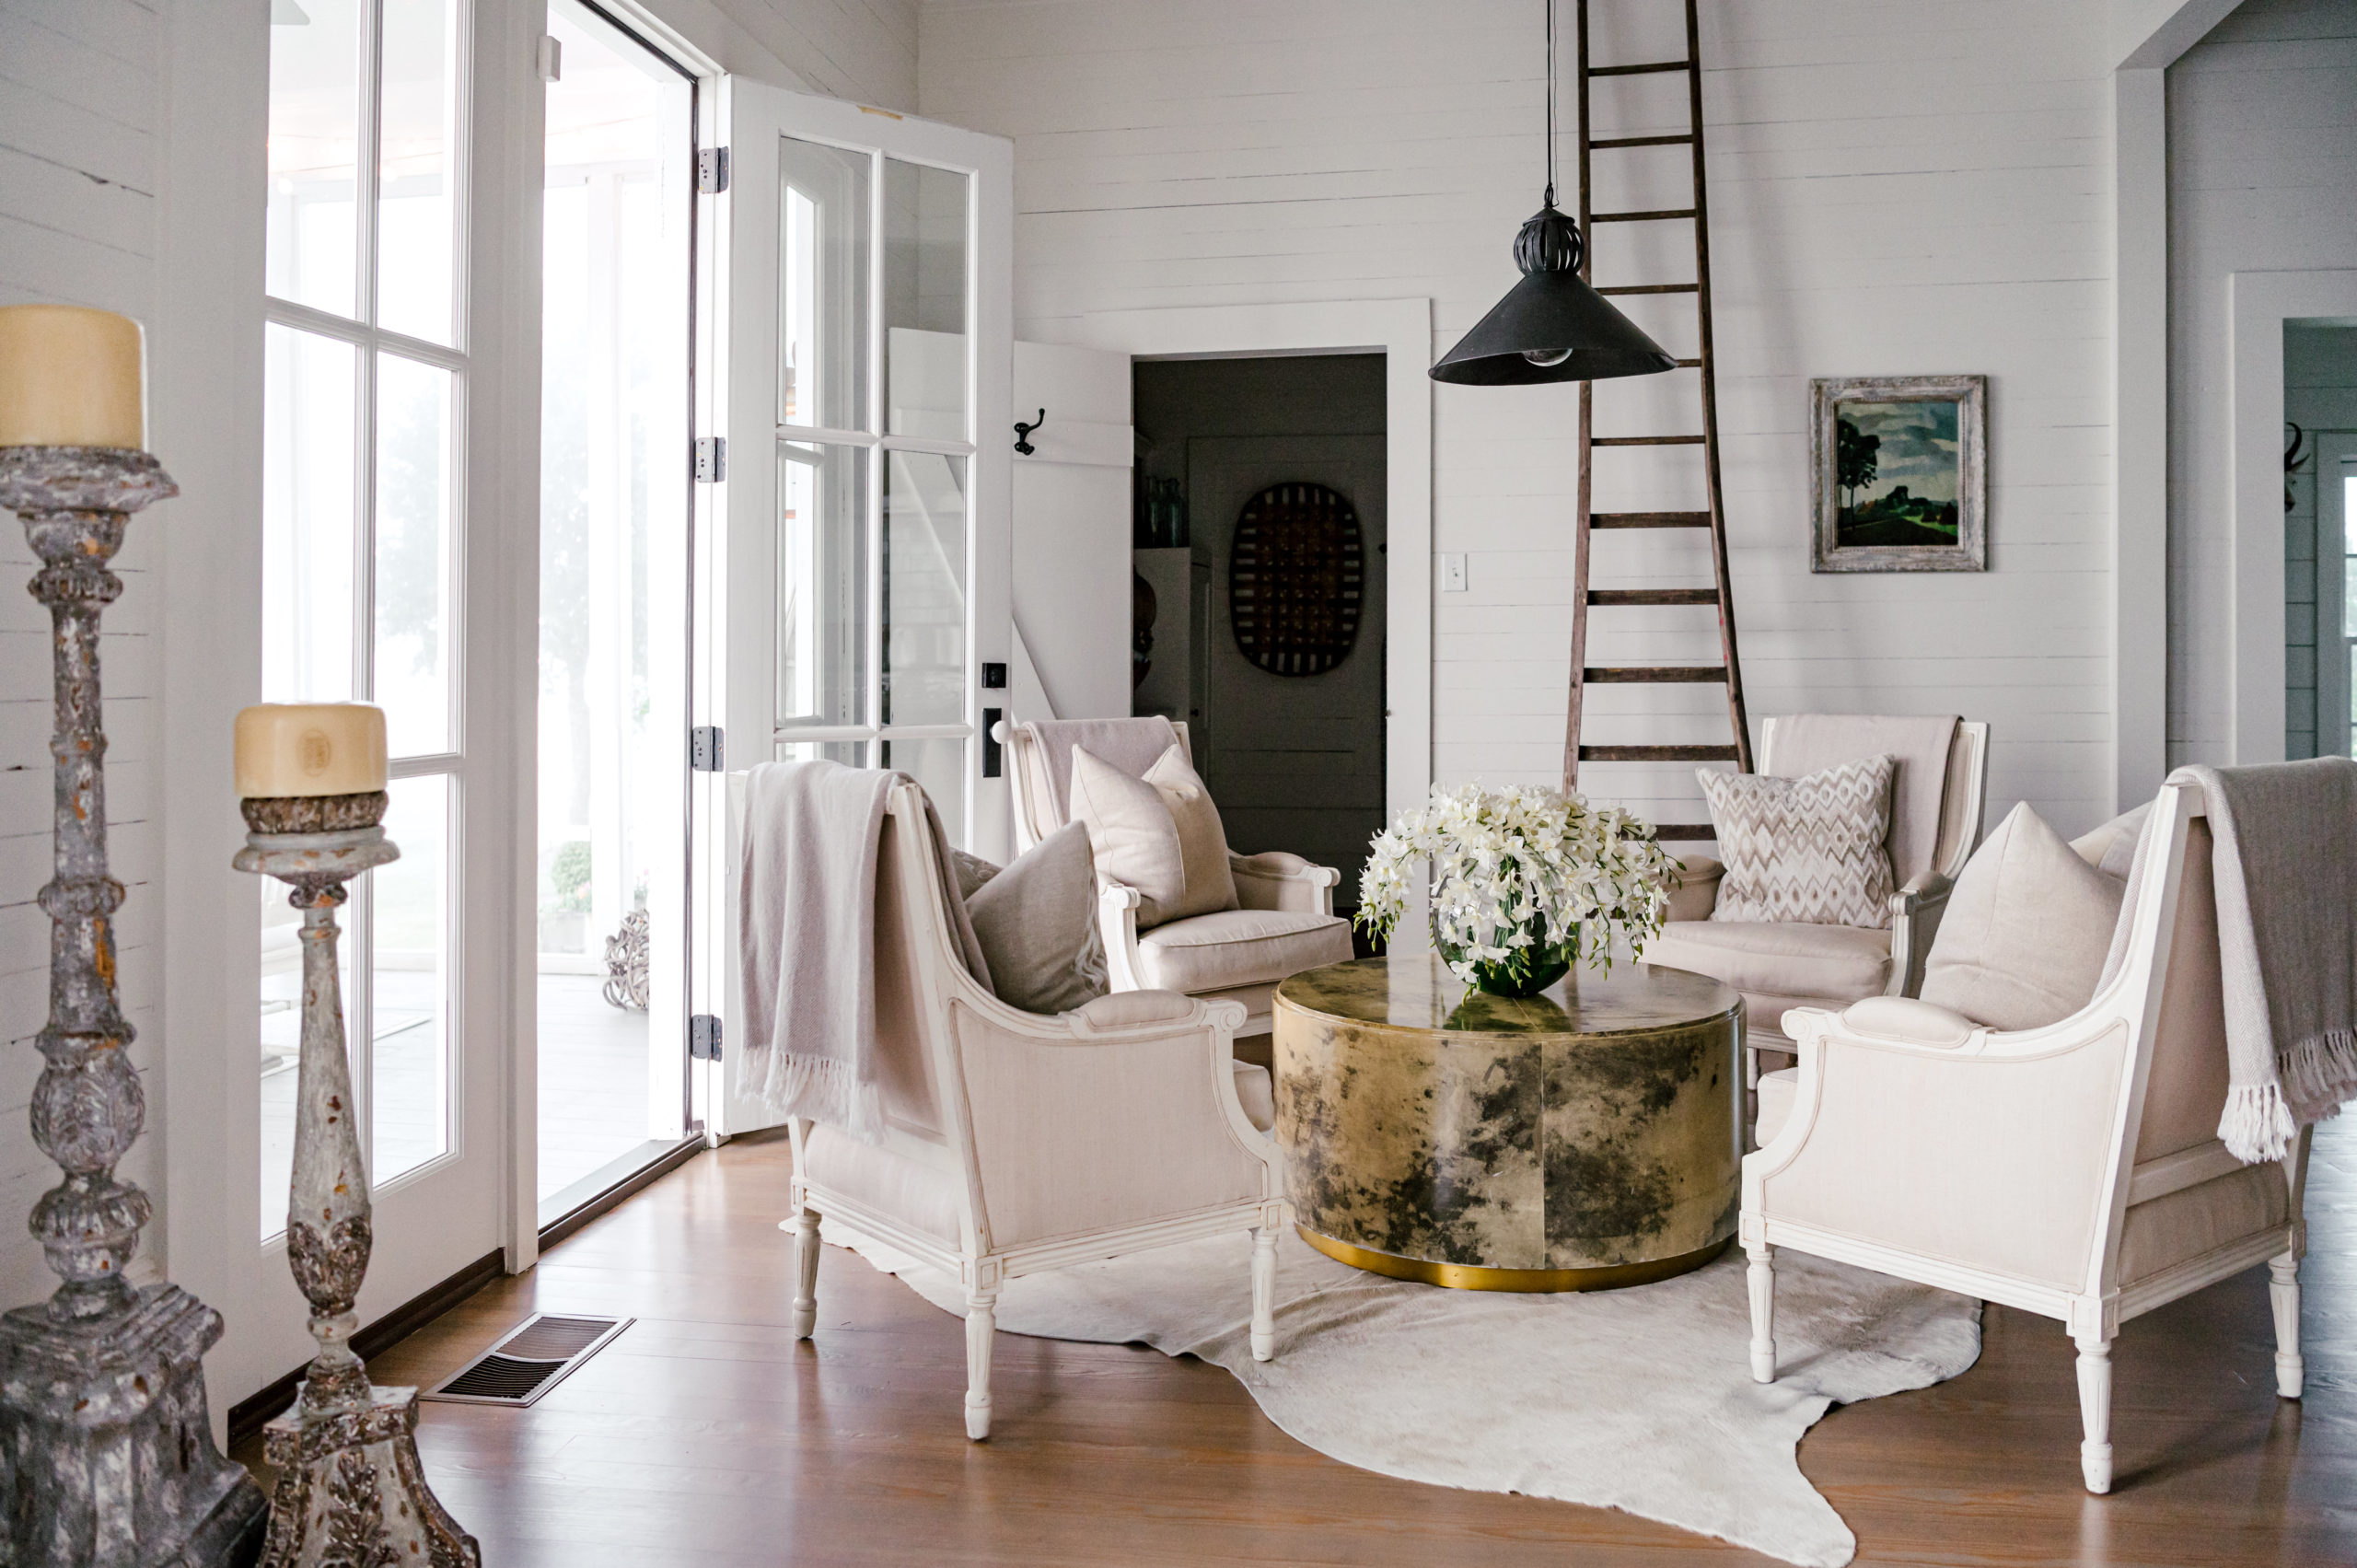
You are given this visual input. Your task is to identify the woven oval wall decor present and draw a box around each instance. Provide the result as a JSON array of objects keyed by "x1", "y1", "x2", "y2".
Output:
[{"x1": 1228, "y1": 481, "x2": 1364, "y2": 677}]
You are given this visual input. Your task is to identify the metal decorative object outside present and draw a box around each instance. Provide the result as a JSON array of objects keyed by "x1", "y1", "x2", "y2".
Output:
[
  {"x1": 0, "y1": 447, "x2": 267, "y2": 1566},
  {"x1": 233, "y1": 799, "x2": 478, "y2": 1568},
  {"x1": 603, "y1": 907, "x2": 651, "y2": 1011}
]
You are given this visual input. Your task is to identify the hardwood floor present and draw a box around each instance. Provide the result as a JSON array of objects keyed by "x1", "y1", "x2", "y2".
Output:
[{"x1": 238, "y1": 1121, "x2": 2357, "y2": 1566}]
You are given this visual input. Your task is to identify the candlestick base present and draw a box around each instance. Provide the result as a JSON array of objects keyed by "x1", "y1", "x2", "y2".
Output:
[
  {"x1": 0, "y1": 1283, "x2": 267, "y2": 1567},
  {"x1": 257, "y1": 1385, "x2": 476, "y2": 1568}
]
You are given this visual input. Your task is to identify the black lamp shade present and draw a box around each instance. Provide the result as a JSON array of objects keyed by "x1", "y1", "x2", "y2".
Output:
[{"x1": 1431, "y1": 203, "x2": 1676, "y2": 385}]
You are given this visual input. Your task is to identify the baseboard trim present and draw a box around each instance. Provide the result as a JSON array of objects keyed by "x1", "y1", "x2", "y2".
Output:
[{"x1": 228, "y1": 1247, "x2": 505, "y2": 1448}]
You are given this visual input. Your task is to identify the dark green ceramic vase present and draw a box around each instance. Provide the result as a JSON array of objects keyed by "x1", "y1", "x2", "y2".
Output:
[{"x1": 1436, "y1": 912, "x2": 1576, "y2": 998}]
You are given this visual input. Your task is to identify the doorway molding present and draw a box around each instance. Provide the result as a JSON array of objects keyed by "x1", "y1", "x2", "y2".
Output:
[
  {"x1": 2227, "y1": 270, "x2": 2357, "y2": 763},
  {"x1": 1065, "y1": 298, "x2": 1434, "y2": 821}
]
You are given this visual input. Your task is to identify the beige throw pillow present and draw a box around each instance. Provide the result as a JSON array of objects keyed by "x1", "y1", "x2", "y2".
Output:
[
  {"x1": 1700, "y1": 754, "x2": 1898, "y2": 928},
  {"x1": 1919, "y1": 802, "x2": 2128, "y2": 1031},
  {"x1": 1143, "y1": 743, "x2": 1238, "y2": 923},
  {"x1": 1069, "y1": 744, "x2": 1187, "y2": 916},
  {"x1": 962, "y1": 822, "x2": 1109, "y2": 1015}
]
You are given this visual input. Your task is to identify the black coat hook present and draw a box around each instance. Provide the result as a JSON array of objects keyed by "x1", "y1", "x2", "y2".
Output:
[{"x1": 1014, "y1": 409, "x2": 1046, "y2": 456}]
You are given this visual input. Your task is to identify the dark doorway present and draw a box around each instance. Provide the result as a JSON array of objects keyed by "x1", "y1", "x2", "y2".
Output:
[{"x1": 1132, "y1": 354, "x2": 1387, "y2": 911}]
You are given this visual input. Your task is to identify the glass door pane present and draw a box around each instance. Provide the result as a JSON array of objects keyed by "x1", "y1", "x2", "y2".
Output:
[
  {"x1": 778, "y1": 137, "x2": 871, "y2": 432},
  {"x1": 777, "y1": 441, "x2": 869, "y2": 729},
  {"x1": 883, "y1": 159, "x2": 969, "y2": 438},
  {"x1": 377, "y1": 0, "x2": 459, "y2": 343},
  {"x1": 266, "y1": 0, "x2": 362, "y2": 317},
  {"x1": 538, "y1": 0, "x2": 695, "y2": 1212},
  {"x1": 882, "y1": 450, "x2": 967, "y2": 728},
  {"x1": 372, "y1": 774, "x2": 450, "y2": 1181}
]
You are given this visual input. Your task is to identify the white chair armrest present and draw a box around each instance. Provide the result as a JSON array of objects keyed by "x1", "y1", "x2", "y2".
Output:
[
  {"x1": 1097, "y1": 878, "x2": 1149, "y2": 991},
  {"x1": 1229, "y1": 851, "x2": 1340, "y2": 915},
  {"x1": 1744, "y1": 1002, "x2": 2140, "y2": 1288},
  {"x1": 1667, "y1": 855, "x2": 1724, "y2": 923},
  {"x1": 949, "y1": 989, "x2": 1277, "y2": 1248}
]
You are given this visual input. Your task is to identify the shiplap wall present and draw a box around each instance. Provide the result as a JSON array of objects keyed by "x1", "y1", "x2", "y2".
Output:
[
  {"x1": 2167, "y1": 0, "x2": 2357, "y2": 768},
  {"x1": 0, "y1": 0, "x2": 167, "y2": 1310},
  {"x1": 921, "y1": 0, "x2": 2116, "y2": 840}
]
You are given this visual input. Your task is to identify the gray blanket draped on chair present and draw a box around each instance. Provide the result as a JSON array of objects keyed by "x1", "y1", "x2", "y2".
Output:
[{"x1": 737, "y1": 761, "x2": 992, "y2": 1140}]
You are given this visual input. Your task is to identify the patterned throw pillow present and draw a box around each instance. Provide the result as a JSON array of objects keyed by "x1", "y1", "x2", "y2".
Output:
[{"x1": 1698, "y1": 755, "x2": 1898, "y2": 928}]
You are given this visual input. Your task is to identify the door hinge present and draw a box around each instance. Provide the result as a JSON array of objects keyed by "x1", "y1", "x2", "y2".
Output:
[
  {"x1": 690, "y1": 1014, "x2": 723, "y2": 1062},
  {"x1": 698, "y1": 146, "x2": 730, "y2": 195},
  {"x1": 536, "y1": 35, "x2": 562, "y2": 82},
  {"x1": 693, "y1": 436, "x2": 726, "y2": 483},
  {"x1": 691, "y1": 725, "x2": 725, "y2": 772}
]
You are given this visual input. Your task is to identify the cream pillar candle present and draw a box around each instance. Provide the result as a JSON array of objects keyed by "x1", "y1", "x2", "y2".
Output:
[
  {"x1": 235, "y1": 703, "x2": 389, "y2": 797},
  {"x1": 0, "y1": 305, "x2": 146, "y2": 450}
]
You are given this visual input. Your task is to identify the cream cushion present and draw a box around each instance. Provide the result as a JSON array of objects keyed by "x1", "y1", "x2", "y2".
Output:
[
  {"x1": 1756, "y1": 1066, "x2": 1800, "y2": 1144},
  {"x1": 1919, "y1": 802, "x2": 2127, "y2": 1031},
  {"x1": 964, "y1": 822, "x2": 1108, "y2": 1015},
  {"x1": 1143, "y1": 743, "x2": 1239, "y2": 922},
  {"x1": 1069, "y1": 744, "x2": 1188, "y2": 917},
  {"x1": 1231, "y1": 1060, "x2": 1276, "y2": 1133},
  {"x1": 2070, "y1": 802, "x2": 2152, "y2": 880},
  {"x1": 1134, "y1": 908, "x2": 1355, "y2": 993},
  {"x1": 1645, "y1": 921, "x2": 1894, "y2": 999},
  {"x1": 1700, "y1": 754, "x2": 1898, "y2": 927}
]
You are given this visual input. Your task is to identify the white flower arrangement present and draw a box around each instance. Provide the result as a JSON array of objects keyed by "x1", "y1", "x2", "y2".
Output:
[{"x1": 1356, "y1": 783, "x2": 1681, "y2": 995}]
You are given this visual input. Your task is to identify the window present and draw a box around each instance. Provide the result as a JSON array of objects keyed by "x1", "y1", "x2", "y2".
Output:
[{"x1": 261, "y1": 0, "x2": 466, "y2": 1232}]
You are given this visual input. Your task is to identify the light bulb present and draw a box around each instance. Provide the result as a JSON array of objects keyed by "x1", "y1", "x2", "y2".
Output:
[{"x1": 1522, "y1": 347, "x2": 1573, "y2": 368}]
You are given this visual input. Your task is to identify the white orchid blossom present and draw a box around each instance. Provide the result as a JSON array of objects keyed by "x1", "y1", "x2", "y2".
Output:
[{"x1": 1356, "y1": 782, "x2": 1680, "y2": 989}]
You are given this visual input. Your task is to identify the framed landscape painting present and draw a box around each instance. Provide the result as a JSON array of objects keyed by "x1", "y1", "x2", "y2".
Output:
[{"x1": 1809, "y1": 375, "x2": 1987, "y2": 573}]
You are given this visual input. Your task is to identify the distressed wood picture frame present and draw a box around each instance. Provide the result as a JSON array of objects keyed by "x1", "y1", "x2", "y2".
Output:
[{"x1": 1809, "y1": 375, "x2": 1987, "y2": 573}]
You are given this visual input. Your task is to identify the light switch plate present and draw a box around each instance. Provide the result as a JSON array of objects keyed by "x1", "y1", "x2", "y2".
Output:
[{"x1": 1441, "y1": 552, "x2": 1469, "y2": 592}]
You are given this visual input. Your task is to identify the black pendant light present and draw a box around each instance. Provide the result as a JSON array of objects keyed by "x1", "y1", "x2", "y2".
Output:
[{"x1": 1431, "y1": 0, "x2": 1675, "y2": 386}]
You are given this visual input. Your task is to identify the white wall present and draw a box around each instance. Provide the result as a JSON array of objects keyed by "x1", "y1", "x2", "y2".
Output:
[
  {"x1": 0, "y1": 0, "x2": 171, "y2": 1313},
  {"x1": 630, "y1": 0, "x2": 918, "y2": 107},
  {"x1": 2166, "y1": 0, "x2": 2357, "y2": 767},
  {"x1": 921, "y1": 0, "x2": 2119, "y2": 838}
]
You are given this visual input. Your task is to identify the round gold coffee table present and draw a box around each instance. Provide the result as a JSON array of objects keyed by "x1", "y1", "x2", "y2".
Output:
[{"x1": 1272, "y1": 953, "x2": 1743, "y2": 1292}]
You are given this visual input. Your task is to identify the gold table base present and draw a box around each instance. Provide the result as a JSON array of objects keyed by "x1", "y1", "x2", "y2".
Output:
[{"x1": 1299, "y1": 1225, "x2": 1733, "y2": 1294}]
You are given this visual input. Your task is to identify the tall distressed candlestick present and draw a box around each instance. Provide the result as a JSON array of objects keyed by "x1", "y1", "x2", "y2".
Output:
[
  {"x1": 0, "y1": 445, "x2": 266, "y2": 1565},
  {"x1": 232, "y1": 775, "x2": 476, "y2": 1568}
]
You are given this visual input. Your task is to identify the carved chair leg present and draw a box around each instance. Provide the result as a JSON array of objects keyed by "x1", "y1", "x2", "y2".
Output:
[
  {"x1": 1250, "y1": 1224, "x2": 1279, "y2": 1362},
  {"x1": 789, "y1": 1207, "x2": 821, "y2": 1341},
  {"x1": 2075, "y1": 1332, "x2": 2114, "y2": 1494},
  {"x1": 965, "y1": 1288, "x2": 999, "y2": 1441},
  {"x1": 1746, "y1": 1243, "x2": 1777, "y2": 1384},
  {"x1": 2270, "y1": 1252, "x2": 2304, "y2": 1400}
]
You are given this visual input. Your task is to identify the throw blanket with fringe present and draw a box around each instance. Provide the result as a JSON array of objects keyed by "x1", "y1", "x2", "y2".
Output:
[
  {"x1": 736, "y1": 761, "x2": 992, "y2": 1141},
  {"x1": 2181, "y1": 759, "x2": 2357, "y2": 1161}
]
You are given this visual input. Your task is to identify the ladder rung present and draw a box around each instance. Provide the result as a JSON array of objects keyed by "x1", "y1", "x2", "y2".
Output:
[
  {"x1": 1589, "y1": 588, "x2": 1720, "y2": 606},
  {"x1": 1674, "y1": 358, "x2": 1701, "y2": 368},
  {"x1": 1586, "y1": 59, "x2": 1692, "y2": 77},
  {"x1": 1590, "y1": 511, "x2": 1711, "y2": 528},
  {"x1": 1580, "y1": 745, "x2": 1742, "y2": 762},
  {"x1": 1592, "y1": 435, "x2": 1704, "y2": 447},
  {"x1": 1590, "y1": 208, "x2": 1697, "y2": 224},
  {"x1": 1584, "y1": 667, "x2": 1727, "y2": 683},
  {"x1": 1596, "y1": 283, "x2": 1699, "y2": 296},
  {"x1": 1591, "y1": 134, "x2": 1696, "y2": 149},
  {"x1": 1651, "y1": 824, "x2": 1718, "y2": 841}
]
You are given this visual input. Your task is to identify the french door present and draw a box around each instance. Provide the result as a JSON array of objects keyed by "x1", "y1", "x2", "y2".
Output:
[{"x1": 701, "y1": 83, "x2": 1013, "y2": 1136}]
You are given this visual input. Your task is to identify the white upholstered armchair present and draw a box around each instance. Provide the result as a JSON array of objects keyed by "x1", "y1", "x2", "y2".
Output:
[
  {"x1": 1743, "y1": 778, "x2": 2310, "y2": 1493},
  {"x1": 783, "y1": 781, "x2": 1287, "y2": 1439},
  {"x1": 999, "y1": 716, "x2": 1355, "y2": 1036},
  {"x1": 1650, "y1": 714, "x2": 1990, "y2": 1065}
]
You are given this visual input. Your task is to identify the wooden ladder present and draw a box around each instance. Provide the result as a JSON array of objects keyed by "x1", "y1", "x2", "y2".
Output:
[{"x1": 1562, "y1": 0, "x2": 1751, "y2": 841}]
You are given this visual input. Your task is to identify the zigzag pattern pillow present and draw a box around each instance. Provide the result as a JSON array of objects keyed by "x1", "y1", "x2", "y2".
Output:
[{"x1": 1699, "y1": 755, "x2": 1898, "y2": 928}]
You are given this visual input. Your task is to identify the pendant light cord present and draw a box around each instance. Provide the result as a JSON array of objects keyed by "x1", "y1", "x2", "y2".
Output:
[{"x1": 1542, "y1": 0, "x2": 1556, "y2": 208}]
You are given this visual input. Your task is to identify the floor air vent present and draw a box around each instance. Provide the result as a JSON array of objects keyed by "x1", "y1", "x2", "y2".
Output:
[{"x1": 424, "y1": 1313, "x2": 632, "y2": 1408}]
